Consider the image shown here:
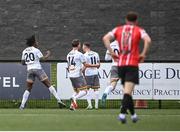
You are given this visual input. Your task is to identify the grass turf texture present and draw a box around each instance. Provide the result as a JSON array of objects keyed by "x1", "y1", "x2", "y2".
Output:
[{"x1": 0, "y1": 109, "x2": 179, "y2": 131}]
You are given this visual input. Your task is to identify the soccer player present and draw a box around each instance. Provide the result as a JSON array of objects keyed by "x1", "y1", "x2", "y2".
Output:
[
  {"x1": 20, "y1": 35, "x2": 66, "y2": 109},
  {"x1": 82, "y1": 42, "x2": 100, "y2": 109},
  {"x1": 102, "y1": 12, "x2": 151, "y2": 123},
  {"x1": 102, "y1": 40, "x2": 120, "y2": 107},
  {"x1": 67, "y1": 39, "x2": 88, "y2": 110}
]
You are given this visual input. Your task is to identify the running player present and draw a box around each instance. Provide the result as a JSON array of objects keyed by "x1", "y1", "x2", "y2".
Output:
[
  {"x1": 102, "y1": 12, "x2": 151, "y2": 123},
  {"x1": 67, "y1": 39, "x2": 88, "y2": 110},
  {"x1": 20, "y1": 35, "x2": 66, "y2": 109},
  {"x1": 102, "y1": 40, "x2": 120, "y2": 107},
  {"x1": 82, "y1": 42, "x2": 100, "y2": 110}
]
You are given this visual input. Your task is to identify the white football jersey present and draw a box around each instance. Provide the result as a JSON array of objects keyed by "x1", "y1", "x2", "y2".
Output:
[
  {"x1": 21, "y1": 46, "x2": 43, "y2": 71},
  {"x1": 84, "y1": 51, "x2": 100, "y2": 76},
  {"x1": 105, "y1": 40, "x2": 119, "y2": 66},
  {"x1": 67, "y1": 49, "x2": 86, "y2": 78}
]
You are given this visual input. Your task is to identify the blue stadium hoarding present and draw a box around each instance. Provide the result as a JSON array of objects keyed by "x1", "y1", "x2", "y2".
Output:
[{"x1": 0, "y1": 63, "x2": 51, "y2": 99}]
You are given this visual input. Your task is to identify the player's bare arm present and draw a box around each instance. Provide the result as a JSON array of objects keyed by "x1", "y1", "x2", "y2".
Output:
[
  {"x1": 139, "y1": 35, "x2": 152, "y2": 63},
  {"x1": 41, "y1": 50, "x2": 51, "y2": 60},
  {"x1": 103, "y1": 34, "x2": 118, "y2": 59}
]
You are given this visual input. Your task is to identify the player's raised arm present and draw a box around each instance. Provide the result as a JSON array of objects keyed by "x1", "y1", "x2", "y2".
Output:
[
  {"x1": 139, "y1": 30, "x2": 152, "y2": 63},
  {"x1": 40, "y1": 50, "x2": 51, "y2": 60}
]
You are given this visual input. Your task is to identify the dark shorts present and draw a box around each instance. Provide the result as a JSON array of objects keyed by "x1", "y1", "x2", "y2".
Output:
[
  {"x1": 27, "y1": 69, "x2": 48, "y2": 82},
  {"x1": 85, "y1": 75, "x2": 100, "y2": 89},
  {"x1": 118, "y1": 66, "x2": 139, "y2": 85},
  {"x1": 70, "y1": 76, "x2": 87, "y2": 91}
]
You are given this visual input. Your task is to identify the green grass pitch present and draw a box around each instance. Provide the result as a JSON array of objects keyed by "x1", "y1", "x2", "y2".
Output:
[{"x1": 0, "y1": 109, "x2": 179, "y2": 131}]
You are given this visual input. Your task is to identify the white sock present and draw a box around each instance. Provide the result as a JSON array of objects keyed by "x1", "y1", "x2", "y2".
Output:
[
  {"x1": 94, "y1": 90, "x2": 99, "y2": 108},
  {"x1": 104, "y1": 85, "x2": 113, "y2": 94},
  {"x1": 131, "y1": 113, "x2": 137, "y2": 119},
  {"x1": 49, "y1": 86, "x2": 61, "y2": 101},
  {"x1": 87, "y1": 90, "x2": 92, "y2": 107},
  {"x1": 74, "y1": 90, "x2": 87, "y2": 99},
  {"x1": 21, "y1": 90, "x2": 30, "y2": 108},
  {"x1": 119, "y1": 113, "x2": 126, "y2": 119}
]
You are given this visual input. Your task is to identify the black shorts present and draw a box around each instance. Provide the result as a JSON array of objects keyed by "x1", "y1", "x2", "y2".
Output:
[{"x1": 118, "y1": 66, "x2": 139, "y2": 85}]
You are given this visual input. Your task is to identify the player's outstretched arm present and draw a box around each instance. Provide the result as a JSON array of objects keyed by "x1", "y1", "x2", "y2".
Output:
[{"x1": 139, "y1": 35, "x2": 152, "y2": 63}]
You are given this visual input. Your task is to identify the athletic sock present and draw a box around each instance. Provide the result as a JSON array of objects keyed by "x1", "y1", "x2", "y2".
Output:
[
  {"x1": 49, "y1": 86, "x2": 61, "y2": 101},
  {"x1": 104, "y1": 85, "x2": 113, "y2": 94},
  {"x1": 94, "y1": 90, "x2": 99, "y2": 108},
  {"x1": 21, "y1": 90, "x2": 30, "y2": 108},
  {"x1": 74, "y1": 90, "x2": 87, "y2": 99},
  {"x1": 87, "y1": 90, "x2": 92, "y2": 107},
  {"x1": 131, "y1": 113, "x2": 137, "y2": 119},
  {"x1": 128, "y1": 95, "x2": 135, "y2": 115},
  {"x1": 120, "y1": 94, "x2": 130, "y2": 114},
  {"x1": 119, "y1": 113, "x2": 126, "y2": 119}
]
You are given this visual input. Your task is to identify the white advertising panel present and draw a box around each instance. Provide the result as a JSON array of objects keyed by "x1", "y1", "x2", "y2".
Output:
[
  {"x1": 57, "y1": 63, "x2": 154, "y2": 100},
  {"x1": 57, "y1": 63, "x2": 180, "y2": 100},
  {"x1": 153, "y1": 63, "x2": 180, "y2": 100}
]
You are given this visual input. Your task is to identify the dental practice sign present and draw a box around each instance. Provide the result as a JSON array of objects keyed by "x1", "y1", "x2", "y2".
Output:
[{"x1": 57, "y1": 63, "x2": 180, "y2": 100}]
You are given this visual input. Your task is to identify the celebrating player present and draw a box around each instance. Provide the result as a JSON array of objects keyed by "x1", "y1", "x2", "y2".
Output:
[
  {"x1": 67, "y1": 39, "x2": 88, "y2": 110},
  {"x1": 101, "y1": 40, "x2": 120, "y2": 107},
  {"x1": 82, "y1": 42, "x2": 100, "y2": 110},
  {"x1": 20, "y1": 35, "x2": 66, "y2": 109},
  {"x1": 102, "y1": 12, "x2": 151, "y2": 123}
]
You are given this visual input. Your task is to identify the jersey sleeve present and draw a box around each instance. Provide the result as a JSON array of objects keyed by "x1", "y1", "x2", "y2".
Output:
[
  {"x1": 140, "y1": 29, "x2": 149, "y2": 39},
  {"x1": 105, "y1": 50, "x2": 112, "y2": 61},
  {"x1": 36, "y1": 49, "x2": 43, "y2": 59}
]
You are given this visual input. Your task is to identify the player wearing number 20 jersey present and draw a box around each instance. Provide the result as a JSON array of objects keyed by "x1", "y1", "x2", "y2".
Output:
[{"x1": 20, "y1": 35, "x2": 66, "y2": 110}]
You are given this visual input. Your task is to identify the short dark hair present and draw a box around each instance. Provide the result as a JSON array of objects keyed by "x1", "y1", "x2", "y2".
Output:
[
  {"x1": 72, "y1": 39, "x2": 80, "y2": 47},
  {"x1": 83, "y1": 42, "x2": 90, "y2": 48},
  {"x1": 26, "y1": 35, "x2": 36, "y2": 46},
  {"x1": 126, "y1": 12, "x2": 138, "y2": 22}
]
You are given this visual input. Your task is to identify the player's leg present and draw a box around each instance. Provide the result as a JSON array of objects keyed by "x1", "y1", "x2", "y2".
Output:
[
  {"x1": 37, "y1": 69, "x2": 66, "y2": 107},
  {"x1": 118, "y1": 67, "x2": 139, "y2": 123},
  {"x1": 102, "y1": 66, "x2": 119, "y2": 106},
  {"x1": 70, "y1": 76, "x2": 87, "y2": 110},
  {"x1": 20, "y1": 70, "x2": 34, "y2": 109},
  {"x1": 93, "y1": 75, "x2": 100, "y2": 109},
  {"x1": 86, "y1": 88, "x2": 93, "y2": 109},
  {"x1": 85, "y1": 76, "x2": 93, "y2": 109},
  {"x1": 119, "y1": 82, "x2": 135, "y2": 123}
]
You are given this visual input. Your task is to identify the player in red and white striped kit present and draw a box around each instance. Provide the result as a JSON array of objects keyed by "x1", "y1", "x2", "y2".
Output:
[{"x1": 103, "y1": 12, "x2": 151, "y2": 123}]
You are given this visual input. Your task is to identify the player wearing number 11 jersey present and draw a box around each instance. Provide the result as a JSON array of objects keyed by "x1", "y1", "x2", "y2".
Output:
[
  {"x1": 20, "y1": 35, "x2": 66, "y2": 109},
  {"x1": 82, "y1": 42, "x2": 100, "y2": 109}
]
